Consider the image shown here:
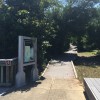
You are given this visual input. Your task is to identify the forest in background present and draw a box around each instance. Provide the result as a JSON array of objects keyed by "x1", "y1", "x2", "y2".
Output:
[{"x1": 0, "y1": 0, "x2": 100, "y2": 73}]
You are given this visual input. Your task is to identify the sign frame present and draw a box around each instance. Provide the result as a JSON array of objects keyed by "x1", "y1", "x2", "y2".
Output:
[{"x1": 16, "y1": 36, "x2": 38, "y2": 87}]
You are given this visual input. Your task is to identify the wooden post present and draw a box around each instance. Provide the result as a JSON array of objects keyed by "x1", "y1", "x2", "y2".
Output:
[
  {"x1": 16, "y1": 36, "x2": 25, "y2": 87},
  {"x1": 1, "y1": 66, "x2": 3, "y2": 83},
  {"x1": 10, "y1": 66, "x2": 13, "y2": 83},
  {"x1": 6, "y1": 66, "x2": 9, "y2": 83},
  {"x1": 32, "y1": 38, "x2": 38, "y2": 81},
  {"x1": 0, "y1": 66, "x2": 1, "y2": 83}
]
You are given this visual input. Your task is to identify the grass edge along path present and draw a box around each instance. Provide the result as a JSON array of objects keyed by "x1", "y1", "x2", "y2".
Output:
[{"x1": 74, "y1": 50, "x2": 100, "y2": 83}]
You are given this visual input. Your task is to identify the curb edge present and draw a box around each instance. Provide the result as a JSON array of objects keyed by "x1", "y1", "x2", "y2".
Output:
[{"x1": 71, "y1": 60, "x2": 78, "y2": 78}]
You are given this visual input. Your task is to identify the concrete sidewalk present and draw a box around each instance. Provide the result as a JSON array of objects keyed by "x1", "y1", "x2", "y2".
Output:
[
  {"x1": 42, "y1": 58, "x2": 86, "y2": 100},
  {"x1": 0, "y1": 57, "x2": 86, "y2": 100},
  {"x1": 0, "y1": 79, "x2": 85, "y2": 100},
  {"x1": 44, "y1": 61, "x2": 75, "y2": 79},
  {"x1": 0, "y1": 48, "x2": 86, "y2": 100}
]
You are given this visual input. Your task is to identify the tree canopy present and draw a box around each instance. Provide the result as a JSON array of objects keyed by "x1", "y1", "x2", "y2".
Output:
[{"x1": 0, "y1": 0, "x2": 100, "y2": 72}]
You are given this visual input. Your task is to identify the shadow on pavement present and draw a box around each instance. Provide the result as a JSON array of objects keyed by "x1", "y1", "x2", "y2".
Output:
[
  {"x1": 1, "y1": 76, "x2": 46, "y2": 96},
  {"x1": 50, "y1": 52, "x2": 77, "y2": 63}
]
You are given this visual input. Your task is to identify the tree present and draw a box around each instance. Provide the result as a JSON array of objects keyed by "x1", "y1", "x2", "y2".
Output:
[
  {"x1": 0, "y1": 0, "x2": 3, "y2": 7},
  {"x1": 0, "y1": 0, "x2": 62, "y2": 72},
  {"x1": 0, "y1": 0, "x2": 100, "y2": 73},
  {"x1": 62, "y1": 0, "x2": 100, "y2": 51}
]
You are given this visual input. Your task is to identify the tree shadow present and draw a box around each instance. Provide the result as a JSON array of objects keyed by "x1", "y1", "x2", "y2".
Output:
[
  {"x1": 50, "y1": 52, "x2": 78, "y2": 63},
  {"x1": 1, "y1": 76, "x2": 46, "y2": 96},
  {"x1": 74, "y1": 55, "x2": 100, "y2": 67}
]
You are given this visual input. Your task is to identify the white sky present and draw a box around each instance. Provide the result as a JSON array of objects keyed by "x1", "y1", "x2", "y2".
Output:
[
  {"x1": 59, "y1": 0, "x2": 66, "y2": 6},
  {"x1": 59, "y1": 0, "x2": 100, "y2": 8}
]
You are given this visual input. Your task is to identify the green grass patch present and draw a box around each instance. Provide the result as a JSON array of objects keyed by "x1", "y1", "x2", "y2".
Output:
[
  {"x1": 78, "y1": 50, "x2": 98, "y2": 57},
  {"x1": 76, "y1": 65, "x2": 100, "y2": 83},
  {"x1": 74, "y1": 50, "x2": 100, "y2": 83}
]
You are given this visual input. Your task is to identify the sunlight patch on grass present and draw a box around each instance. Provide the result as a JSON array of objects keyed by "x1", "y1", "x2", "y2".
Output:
[{"x1": 78, "y1": 50, "x2": 98, "y2": 57}]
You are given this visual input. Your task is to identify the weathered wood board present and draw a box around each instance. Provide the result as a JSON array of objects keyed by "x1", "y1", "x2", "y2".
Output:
[{"x1": 84, "y1": 78, "x2": 100, "y2": 100}]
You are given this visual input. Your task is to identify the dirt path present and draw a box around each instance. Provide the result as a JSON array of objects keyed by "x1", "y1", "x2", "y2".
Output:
[{"x1": 0, "y1": 48, "x2": 86, "y2": 100}]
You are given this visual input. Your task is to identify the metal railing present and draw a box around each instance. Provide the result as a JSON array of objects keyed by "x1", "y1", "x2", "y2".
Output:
[{"x1": 0, "y1": 58, "x2": 18, "y2": 86}]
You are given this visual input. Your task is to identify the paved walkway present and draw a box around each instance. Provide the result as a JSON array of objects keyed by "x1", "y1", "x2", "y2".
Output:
[
  {"x1": 0, "y1": 49, "x2": 86, "y2": 100},
  {"x1": 44, "y1": 61, "x2": 75, "y2": 79}
]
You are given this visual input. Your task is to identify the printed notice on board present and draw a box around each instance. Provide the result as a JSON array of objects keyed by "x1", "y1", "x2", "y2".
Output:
[{"x1": 24, "y1": 40, "x2": 34, "y2": 63}]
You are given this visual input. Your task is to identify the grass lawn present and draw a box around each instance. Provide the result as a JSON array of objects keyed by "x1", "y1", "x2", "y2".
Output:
[
  {"x1": 74, "y1": 50, "x2": 100, "y2": 83},
  {"x1": 78, "y1": 50, "x2": 98, "y2": 57},
  {"x1": 76, "y1": 65, "x2": 100, "y2": 83}
]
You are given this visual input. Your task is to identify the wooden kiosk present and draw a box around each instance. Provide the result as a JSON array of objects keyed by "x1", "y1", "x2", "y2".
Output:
[
  {"x1": 16, "y1": 36, "x2": 38, "y2": 87},
  {"x1": 0, "y1": 36, "x2": 38, "y2": 87}
]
